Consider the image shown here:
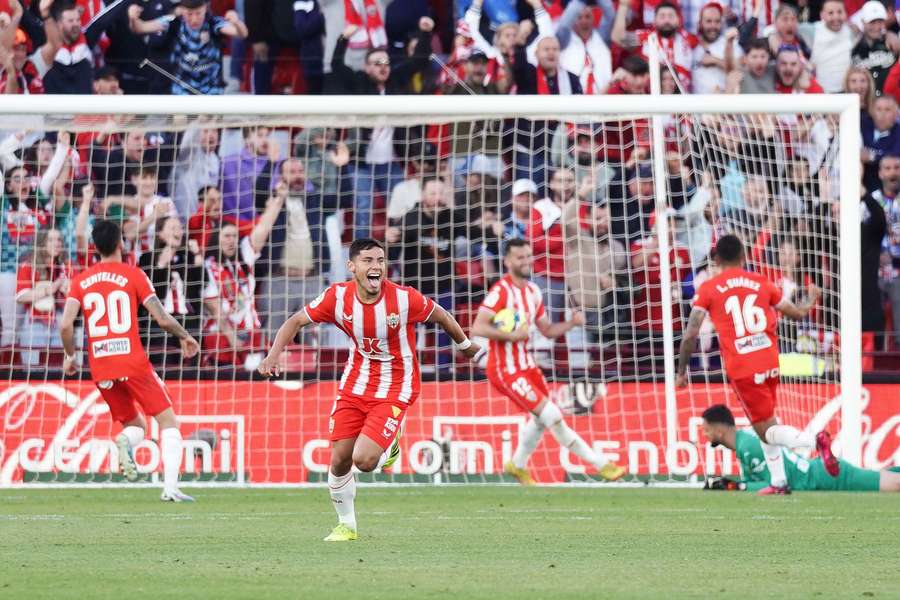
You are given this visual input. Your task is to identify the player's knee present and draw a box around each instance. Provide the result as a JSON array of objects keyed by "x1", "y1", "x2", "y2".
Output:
[
  {"x1": 536, "y1": 401, "x2": 563, "y2": 428},
  {"x1": 353, "y1": 453, "x2": 379, "y2": 473},
  {"x1": 330, "y1": 454, "x2": 353, "y2": 475}
]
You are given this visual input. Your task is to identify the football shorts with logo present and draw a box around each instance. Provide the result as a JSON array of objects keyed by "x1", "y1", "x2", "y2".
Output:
[
  {"x1": 329, "y1": 393, "x2": 408, "y2": 450},
  {"x1": 487, "y1": 367, "x2": 549, "y2": 413},
  {"x1": 96, "y1": 368, "x2": 173, "y2": 423},
  {"x1": 730, "y1": 372, "x2": 779, "y2": 423}
]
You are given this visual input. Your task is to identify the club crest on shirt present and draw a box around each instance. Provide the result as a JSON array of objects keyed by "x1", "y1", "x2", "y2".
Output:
[{"x1": 387, "y1": 313, "x2": 400, "y2": 328}]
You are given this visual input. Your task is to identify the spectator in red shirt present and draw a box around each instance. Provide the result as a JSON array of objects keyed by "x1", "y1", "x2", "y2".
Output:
[
  {"x1": 15, "y1": 228, "x2": 73, "y2": 365},
  {"x1": 529, "y1": 167, "x2": 580, "y2": 323},
  {"x1": 629, "y1": 224, "x2": 693, "y2": 332},
  {"x1": 612, "y1": 0, "x2": 698, "y2": 89},
  {"x1": 188, "y1": 185, "x2": 223, "y2": 252},
  {"x1": 774, "y1": 45, "x2": 824, "y2": 94}
]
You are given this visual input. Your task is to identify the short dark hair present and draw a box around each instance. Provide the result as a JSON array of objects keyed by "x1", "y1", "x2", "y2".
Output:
[
  {"x1": 715, "y1": 234, "x2": 744, "y2": 264},
  {"x1": 365, "y1": 47, "x2": 389, "y2": 62},
  {"x1": 621, "y1": 55, "x2": 649, "y2": 76},
  {"x1": 51, "y1": 0, "x2": 78, "y2": 21},
  {"x1": 746, "y1": 38, "x2": 771, "y2": 56},
  {"x1": 504, "y1": 238, "x2": 531, "y2": 256},
  {"x1": 655, "y1": 0, "x2": 679, "y2": 13},
  {"x1": 349, "y1": 238, "x2": 386, "y2": 260},
  {"x1": 179, "y1": 0, "x2": 207, "y2": 9},
  {"x1": 702, "y1": 404, "x2": 736, "y2": 427},
  {"x1": 93, "y1": 65, "x2": 119, "y2": 82},
  {"x1": 92, "y1": 219, "x2": 122, "y2": 257}
]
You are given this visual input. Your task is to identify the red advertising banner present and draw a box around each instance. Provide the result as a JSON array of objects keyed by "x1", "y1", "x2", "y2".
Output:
[{"x1": 1, "y1": 380, "x2": 898, "y2": 484}]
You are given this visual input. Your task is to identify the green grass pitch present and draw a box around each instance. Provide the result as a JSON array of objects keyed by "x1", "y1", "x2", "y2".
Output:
[{"x1": 2, "y1": 487, "x2": 898, "y2": 599}]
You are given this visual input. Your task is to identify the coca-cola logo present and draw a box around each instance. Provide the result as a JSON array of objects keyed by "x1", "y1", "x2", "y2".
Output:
[{"x1": 0, "y1": 383, "x2": 108, "y2": 485}]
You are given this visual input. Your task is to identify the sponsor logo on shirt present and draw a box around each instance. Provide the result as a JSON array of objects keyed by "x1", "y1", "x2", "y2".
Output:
[
  {"x1": 91, "y1": 338, "x2": 131, "y2": 358},
  {"x1": 734, "y1": 333, "x2": 771, "y2": 355}
]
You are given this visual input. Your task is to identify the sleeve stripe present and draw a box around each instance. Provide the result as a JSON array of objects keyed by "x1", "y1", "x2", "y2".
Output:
[
  {"x1": 303, "y1": 307, "x2": 319, "y2": 323},
  {"x1": 422, "y1": 301, "x2": 437, "y2": 322},
  {"x1": 141, "y1": 293, "x2": 158, "y2": 306}
]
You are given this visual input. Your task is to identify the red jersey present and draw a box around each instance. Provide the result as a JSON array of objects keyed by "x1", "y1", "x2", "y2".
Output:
[
  {"x1": 66, "y1": 261, "x2": 156, "y2": 381},
  {"x1": 16, "y1": 260, "x2": 73, "y2": 324},
  {"x1": 479, "y1": 275, "x2": 546, "y2": 377},
  {"x1": 529, "y1": 199, "x2": 566, "y2": 280},
  {"x1": 692, "y1": 267, "x2": 784, "y2": 380},
  {"x1": 303, "y1": 279, "x2": 435, "y2": 404}
]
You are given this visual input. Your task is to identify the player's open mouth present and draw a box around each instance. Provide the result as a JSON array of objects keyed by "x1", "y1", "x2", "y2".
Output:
[{"x1": 366, "y1": 273, "x2": 381, "y2": 285}]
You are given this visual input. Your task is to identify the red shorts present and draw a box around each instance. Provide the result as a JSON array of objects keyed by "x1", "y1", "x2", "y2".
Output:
[
  {"x1": 730, "y1": 374, "x2": 779, "y2": 423},
  {"x1": 487, "y1": 366, "x2": 550, "y2": 413},
  {"x1": 329, "y1": 393, "x2": 409, "y2": 450},
  {"x1": 96, "y1": 369, "x2": 173, "y2": 423}
]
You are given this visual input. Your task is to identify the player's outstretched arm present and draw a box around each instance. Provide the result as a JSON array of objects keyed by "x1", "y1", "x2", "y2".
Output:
[
  {"x1": 776, "y1": 283, "x2": 821, "y2": 320},
  {"x1": 144, "y1": 296, "x2": 200, "y2": 358},
  {"x1": 59, "y1": 298, "x2": 81, "y2": 376},
  {"x1": 534, "y1": 311, "x2": 586, "y2": 341},
  {"x1": 470, "y1": 309, "x2": 529, "y2": 343},
  {"x1": 675, "y1": 308, "x2": 705, "y2": 387},
  {"x1": 258, "y1": 309, "x2": 314, "y2": 377},
  {"x1": 428, "y1": 305, "x2": 485, "y2": 362}
]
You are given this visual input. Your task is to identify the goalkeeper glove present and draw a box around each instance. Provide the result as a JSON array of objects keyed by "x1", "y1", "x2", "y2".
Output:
[{"x1": 703, "y1": 476, "x2": 746, "y2": 491}]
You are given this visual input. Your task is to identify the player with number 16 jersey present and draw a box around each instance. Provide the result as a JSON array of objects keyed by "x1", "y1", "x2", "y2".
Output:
[{"x1": 677, "y1": 235, "x2": 837, "y2": 496}]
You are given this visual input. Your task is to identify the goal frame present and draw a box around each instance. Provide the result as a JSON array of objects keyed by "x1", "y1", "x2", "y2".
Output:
[{"x1": 0, "y1": 92, "x2": 862, "y2": 471}]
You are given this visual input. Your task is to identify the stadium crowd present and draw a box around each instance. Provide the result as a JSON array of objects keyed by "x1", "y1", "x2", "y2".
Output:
[{"x1": 0, "y1": 0, "x2": 899, "y2": 374}]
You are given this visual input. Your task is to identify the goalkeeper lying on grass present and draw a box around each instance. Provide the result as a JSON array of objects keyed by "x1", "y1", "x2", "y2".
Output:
[{"x1": 701, "y1": 405, "x2": 900, "y2": 492}]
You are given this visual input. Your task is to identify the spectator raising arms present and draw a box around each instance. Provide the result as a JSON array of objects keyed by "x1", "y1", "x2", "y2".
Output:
[
  {"x1": 202, "y1": 182, "x2": 286, "y2": 370},
  {"x1": 15, "y1": 228, "x2": 73, "y2": 365},
  {"x1": 129, "y1": 0, "x2": 248, "y2": 95}
]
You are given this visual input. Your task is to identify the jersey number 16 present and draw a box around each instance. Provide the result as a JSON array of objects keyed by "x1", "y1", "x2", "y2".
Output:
[{"x1": 723, "y1": 293, "x2": 767, "y2": 337}]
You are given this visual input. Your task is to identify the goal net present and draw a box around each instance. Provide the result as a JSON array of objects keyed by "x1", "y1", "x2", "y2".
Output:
[{"x1": 0, "y1": 94, "x2": 860, "y2": 486}]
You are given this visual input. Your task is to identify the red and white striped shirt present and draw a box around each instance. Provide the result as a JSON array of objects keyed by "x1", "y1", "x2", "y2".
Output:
[
  {"x1": 479, "y1": 275, "x2": 546, "y2": 376},
  {"x1": 304, "y1": 280, "x2": 435, "y2": 404}
]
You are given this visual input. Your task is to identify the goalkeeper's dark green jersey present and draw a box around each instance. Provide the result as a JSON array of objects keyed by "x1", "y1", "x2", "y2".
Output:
[{"x1": 734, "y1": 430, "x2": 881, "y2": 492}]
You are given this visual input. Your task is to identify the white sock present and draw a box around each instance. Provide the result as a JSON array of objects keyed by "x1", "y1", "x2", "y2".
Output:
[
  {"x1": 375, "y1": 451, "x2": 388, "y2": 470},
  {"x1": 328, "y1": 470, "x2": 357, "y2": 531},
  {"x1": 765, "y1": 425, "x2": 815, "y2": 450},
  {"x1": 121, "y1": 425, "x2": 144, "y2": 448},
  {"x1": 160, "y1": 428, "x2": 183, "y2": 495},
  {"x1": 549, "y1": 421, "x2": 608, "y2": 470},
  {"x1": 512, "y1": 417, "x2": 545, "y2": 469},
  {"x1": 761, "y1": 440, "x2": 788, "y2": 487}
]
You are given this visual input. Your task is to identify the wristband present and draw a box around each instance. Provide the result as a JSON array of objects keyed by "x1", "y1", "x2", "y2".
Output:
[{"x1": 456, "y1": 338, "x2": 472, "y2": 351}]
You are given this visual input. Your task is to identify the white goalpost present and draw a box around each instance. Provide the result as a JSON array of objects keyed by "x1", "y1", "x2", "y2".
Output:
[{"x1": 0, "y1": 92, "x2": 860, "y2": 487}]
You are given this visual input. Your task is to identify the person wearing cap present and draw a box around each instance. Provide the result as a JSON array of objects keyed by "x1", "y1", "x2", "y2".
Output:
[
  {"x1": 799, "y1": 0, "x2": 856, "y2": 93},
  {"x1": 129, "y1": 0, "x2": 248, "y2": 95},
  {"x1": 0, "y1": 27, "x2": 43, "y2": 95},
  {"x1": 529, "y1": 168, "x2": 579, "y2": 324},
  {"x1": 612, "y1": 0, "x2": 698, "y2": 90},
  {"x1": 608, "y1": 163, "x2": 655, "y2": 243},
  {"x1": 851, "y1": 0, "x2": 900, "y2": 94},
  {"x1": 446, "y1": 49, "x2": 503, "y2": 94},
  {"x1": 503, "y1": 179, "x2": 537, "y2": 242},
  {"x1": 691, "y1": 2, "x2": 742, "y2": 94}
]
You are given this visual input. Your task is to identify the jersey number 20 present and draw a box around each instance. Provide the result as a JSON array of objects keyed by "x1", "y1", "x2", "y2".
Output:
[
  {"x1": 84, "y1": 291, "x2": 132, "y2": 337},
  {"x1": 724, "y1": 293, "x2": 767, "y2": 337}
]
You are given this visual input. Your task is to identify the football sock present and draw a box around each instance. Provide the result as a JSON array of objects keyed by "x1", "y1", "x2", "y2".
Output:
[
  {"x1": 512, "y1": 417, "x2": 545, "y2": 469},
  {"x1": 548, "y1": 421, "x2": 609, "y2": 470},
  {"x1": 121, "y1": 425, "x2": 144, "y2": 448},
  {"x1": 765, "y1": 425, "x2": 815, "y2": 449},
  {"x1": 160, "y1": 427, "x2": 183, "y2": 495},
  {"x1": 760, "y1": 440, "x2": 788, "y2": 487},
  {"x1": 328, "y1": 470, "x2": 357, "y2": 531},
  {"x1": 375, "y1": 451, "x2": 388, "y2": 470}
]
